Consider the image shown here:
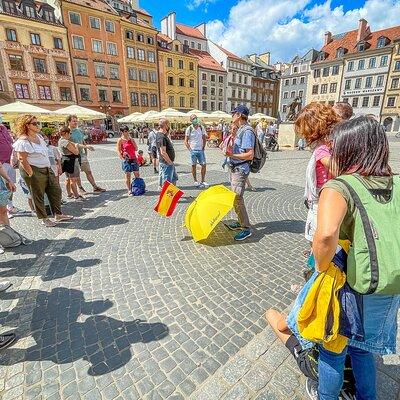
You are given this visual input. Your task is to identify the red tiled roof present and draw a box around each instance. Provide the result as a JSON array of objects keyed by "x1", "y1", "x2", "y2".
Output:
[
  {"x1": 214, "y1": 43, "x2": 242, "y2": 61},
  {"x1": 64, "y1": 0, "x2": 117, "y2": 14},
  {"x1": 157, "y1": 33, "x2": 173, "y2": 44},
  {"x1": 176, "y1": 23, "x2": 204, "y2": 39},
  {"x1": 189, "y1": 49, "x2": 226, "y2": 72}
]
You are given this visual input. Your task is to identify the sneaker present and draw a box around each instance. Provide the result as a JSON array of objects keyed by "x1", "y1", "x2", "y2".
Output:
[
  {"x1": 198, "y1": 183, "x2": 205, "y2": 188},
  {"x1": 201, "y1": 181, "x2": 209, "y2": 187},
  {"x1": 305, "y1": 378, "x2": 319, "y2": 400},
  {"x1": 0, "y1": 281, "x2": 12, "y2": 292},
  {"x1": 0, "y1": 333, "x2": 17, "y2": 350},
  {"x1": 194, "y1": 181, "x2": 200, "y2": 187},
  {"x1": 61, "y1": 198, "x2": 68, "y2": 205},
  {"x1": 234, "y1": 230, "x2": 252, "y2": 241},
  {"x1": 225, "y1": 221, "x2": 242, "y2": 231}
]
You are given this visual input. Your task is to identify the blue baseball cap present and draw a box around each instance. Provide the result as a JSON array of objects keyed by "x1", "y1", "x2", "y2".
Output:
[{"x1": 231, "y1": 105, "x2": 250, "y2": 116}]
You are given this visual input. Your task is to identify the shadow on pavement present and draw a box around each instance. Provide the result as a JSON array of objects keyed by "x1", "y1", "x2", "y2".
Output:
[
  {"x1": 72, "y1": 216, "x2": 129, "y2": 231},
  {"x1": 0, "y1": 287, "x2": 169, "y2": 376}
]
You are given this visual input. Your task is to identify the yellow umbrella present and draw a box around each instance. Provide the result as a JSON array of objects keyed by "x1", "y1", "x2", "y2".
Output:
[{"x1": 185, "y1": 185, "x2": 236, "y2": 242}]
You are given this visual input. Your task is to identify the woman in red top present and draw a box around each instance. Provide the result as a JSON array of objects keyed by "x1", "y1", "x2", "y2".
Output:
[{"x1": 116, "y1": 126, "x2": 139, "y2": 194}]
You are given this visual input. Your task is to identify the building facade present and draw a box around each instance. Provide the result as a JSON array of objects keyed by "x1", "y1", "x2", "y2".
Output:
[
  {"x1": 244, "y1": 53, "x2": 280, "y2": 117},
  {"x1": 340, "y1": 21, "x2": 400, "y2": 118},
  {"x1": 381, "y1": 40, "x2": 400, "y2": 133},
  {"x1": 111, "y1": 0, "x2": 159, "y2": 113},
  {"x1": 156, "y1": 33, "x2": 198, "y2": 111},
  {"x1": 0, "y1": 0, "x2": 76, "y2": 108},
  {"x1": 208, "y1": 41, "x2": 252, "y2": 112},
  {"x1": 62, "y1": 0, "x2": 128, "y2": 127},
  {"x1": 279, "y1": 49, "x2": 318, "y2": 120}
]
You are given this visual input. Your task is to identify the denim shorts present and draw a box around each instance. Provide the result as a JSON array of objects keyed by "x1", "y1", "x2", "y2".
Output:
[
  {"x1": 190, "y1": 150, "x2": 206, "y2": 166},
  {"x1": 0, "y1": 177, "x2": 11, "y2": 207},
  {"x1": 159, "y1": 163, "x2": 178, "y2": 186},
  {"x1": 122, "y1": 159, "x2": 139, "y2": 173}
]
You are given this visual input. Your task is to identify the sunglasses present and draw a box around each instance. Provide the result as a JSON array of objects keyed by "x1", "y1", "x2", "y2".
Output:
[{"x1": 30, "y1": 121, "x2": 39, "y2": 126}]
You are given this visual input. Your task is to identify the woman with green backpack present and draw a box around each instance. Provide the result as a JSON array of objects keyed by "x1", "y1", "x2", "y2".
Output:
[{"x1": 313, "y1": 116, "x2": 399, "y2": 399}]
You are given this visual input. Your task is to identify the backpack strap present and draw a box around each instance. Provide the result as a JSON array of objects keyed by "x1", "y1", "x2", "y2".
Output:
[{"x1": 335, "y1": 177, "x2": 379, "y2": 294}]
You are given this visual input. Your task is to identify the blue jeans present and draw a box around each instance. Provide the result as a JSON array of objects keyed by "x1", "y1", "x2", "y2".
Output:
[
  {"x1": 318, "y1": 345, "x2": 376, "y2": 400},
  {"x1": 159, "y1": 163, "x2": 178, "y2": 186}
]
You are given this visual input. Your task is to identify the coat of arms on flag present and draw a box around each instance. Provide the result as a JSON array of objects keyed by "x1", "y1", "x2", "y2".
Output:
[{"x1": 154, "y1": 181, "x2": 184, "y2": 217}]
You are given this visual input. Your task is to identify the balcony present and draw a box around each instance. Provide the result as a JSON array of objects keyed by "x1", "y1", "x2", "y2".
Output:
[
  {"x1": 9, "y1": 70, "x2": 29, "y2": 79},
  {"x1": 33, "y1": 72, "x2": 51, "y2": 80}
]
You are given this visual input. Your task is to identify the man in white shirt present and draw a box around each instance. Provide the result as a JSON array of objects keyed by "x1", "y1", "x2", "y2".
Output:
[{"x1": 184, "y1": 114, "x2": 208, "y2": 188}]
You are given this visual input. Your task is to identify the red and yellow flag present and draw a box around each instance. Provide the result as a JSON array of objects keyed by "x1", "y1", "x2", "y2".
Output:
[{"x1": 154, "y1": 181, "x2": 184, "y2": 217}]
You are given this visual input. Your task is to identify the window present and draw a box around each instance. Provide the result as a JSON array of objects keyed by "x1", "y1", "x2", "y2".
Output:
[
  {"x1": 43, "y1": 10, "x2": 54, "y2": 22},
  {"x1": 377, "y1": 37, "x2": 386, "y2": 48},
  {"x1": 358, "y1": 42, "x2": 365, "y2": 52},
  {"x1": 79, "y1": 87, "x2": 90, "y2": 101},
  {"x1": 38, "y1": 85, "x2": 52, "y2": 100},
  {"x1": 376, "y1": 75, "x2": 384, "y2": 87},
  {"x1": 150, "y1": 94, "x2": 157, "y2": 107},
  {"x1": 211, "y1": 75, "x2": 216, "y2": 82},
  {"x1": 126, "y1": 31, "x2": 134, "y2": 40},
  {"x1": 112, "y1": 90, "x2": 121, "y2": 102},
  {"x1": 238, "y1": 75, "x2": 242, "y2": 83},
  {"x1": 54, "y1": 37, "x2": 63, "y2": 49},
  {"x1": 218, "y1": 102, "x2": 222, "y2": 111},
  {"x1": 73, "y1": 36, "x2": 84, "y2": 50},
  {"x1": 180, "y1": 97, "x2": 185, "y2": 108},
  {"x1": 55, "y1": 61, "x2": 67, "y2": 75},
  {"x1": 128, "y1": 67, "x2": 137, "y2": 80},
  {"x1": 332, "y1": 65, "x2": 339, "y2": 75},
  {"x1": 6, "y1": 29, "x2": 17, "y2": 41},
  {"x1": 210, "y1": 102, "x2": 215, "y2": 111},
  {"x1": 98, "y1": 89, "x2": 107, "y2": 102},
  {"x1": 33, "y1": 58, "x2": 46, "y2": 73},
  {"x1": 312, "y1": 85, "x2": 318, "y2": 95},
  {"x1": 202, "y1": 86, "x2": 207, "y2": 95},
  {"x1": 30, "y1": 33, "x2": 41, "y2": 46},
  {"x1": 344, "y1": 80, "x2": 351, "y2": 90},
  {"x1": 362, "y1": 97, "x2": 369, "y2": 107},
  {"x1": 147, "y1": 51, "x2": 155, "y2": 63},
  {"x1": 202, "y1": 100, "x2": 207, "y2": 110},
  {"x1": 291, "y1": 78, "x2": 296, "y2": 85},
  {"x1": 2, "y1": 0, "x2": 16, "y2": 13},
  {"x1": 94, "y1": 64, "x2": 105, "y2": 78},
  {"x1": 218, "y1": 88, "x2": 223, "y2": 96},
  {"x1": 283, "y1": 92, "x2": 288, "y2": 99},
  {"x1": 60, "y1": 87, "x2": 72, "y2": 101},
  {"x1": 387, "y1": 97, "x2": 396, "y2": 107},
  {"x1": 210, "y1": 87, "x2": 215, "y2": 96},
  {"x1": 139, "y1": 70, "x2": 147, "y2": 81},
  {"x1": 369, "y1": 57, "x2": 376, "y2": 69},
  {"x1": 147, "y1": 36, "x2": 154, "y2": 45},
  {"x1": 189, "y1": 79, "x2": 194, "y2": 88},
  {"x1": 380, "y1": 56, "x2": 388, "y2": 67},
  {"x1": 320, "y1": 84, "x2": 328, "y2": 94},
  {"x1": 391, "y1": 78, "x2": 399, "y2": 89},
  {"x1": 219, "y1": 76, "x2": 224, "y2": 83},
  {"x1": 76, "y1": 61, "x2": 88, "y2": 76},
  {"x1": 284, "y1": 79, "x2": 289, "y2": 86},
  {"x1": 178, "y1": 60, "x2": 184, "y2": 69},
  {"x1": 189, "y1": 62, "x2": 194, "y2": 71},
  {"x1": 105, "y1": 20, "x2": 115, "y2": 33},
  {"x1": 355, "y1": 78, "x2": 362, "y2": 89},
  {"x1": 336, "y1": 48, "x2": 345, "y2": 58},
  {"x1": 137, "y1": 34, "x2": 144, "y2": 42},
  {"x1": 69, "y1": 12, "x2": 81, "y2": 25},
  {"x1": 330, "y1": 83, "x2": 337, "y2": 93},
  {"x1": 137, "y1": 49, "x2": 145, "y2": 61},
  {"x1": 107, "y1": 42, "x2": 117, "y2": 55},
  {"x1": 14, "y1": 83, "x2": 29, "y2": 99},
  {"x1": 190, "y1": 42, "x2": 194, "y2": 48},
  {"x1": 313, "y1": 69, "x2": 320, "y2": 78},
  {"x1": 168, "y1": 96, "x2": 174, "y2": 107},
  {"x1": 126, "y1": 46, "x2": 135, "y2": 59},
  {"x1": 352, "y1": 97, "x2": 359, "y2": 108},
  {"x1": 90, "y1": 16, "x2": 101, "y2": 29},
  {"x1": 197, "y1": 43, "x2": 201, "y2": 50},
  {"x1": 290, "y1": 90, "x2": 296, "y2": 98},
  {"x1": 167, "y1": 76, "x2": 173, "y2": 86},
  {"x1": 110, "y1": 66, "x2": 119, "y2": 79},
  {"x1": 167, "y1": 58, "x2": 173, "y2": 67},
  {"x1": 25, "y1": 4, "x2": 35, "y2": 17},
  {"x1": 347, "y1": 61, "x2": 354, "y2": 71},
  {"x1": 372, "y1": 96, "x2": 380, "y2": 107},
  {"x1": 282, "y1": 105, "x2": 287, "y2": 113},
  {"x1": 394, "y1": 61, "x2": 400, "y2": 71},
  {"x1": 298, "y1": 90, "x2": 304, "y2": 98},
  {"x1": 293, "y1": 66, "x2": 298, "y2": 73},
  {"x1": 149, "y1": 71, "x2": 157, "y2": 83},
  {"x1": 322, "y1": 67, "x2": 330, "y2": 77},
  {"x1": 232, "y1": 89, "x2": 236, "y2": 98},
  {"x1": 92, "y1": 40, "x2": 103, "y2": 53},
  {"x1": 357, "y1": 59, "x2": 365, "y2": 70},
  {"x1": 179, "y1": 78, "x2": 185, "y2": 87},
  {"x1": 202, "y1": 73, "x2": 207, "y2": 80},
  {"x1": 131, "y1": 92, "x2": 139, "y2": 106},
  {"x1": 365, "y1": 77, "x2": 372, "y2": 88},
  {"x1": 300, "y1": 76, "x2": 305, "y2": 84}
]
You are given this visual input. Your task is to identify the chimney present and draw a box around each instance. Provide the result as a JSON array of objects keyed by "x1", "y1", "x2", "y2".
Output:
[
  {"x1": 324, "y1": 31, "x2": 332, "y2": 45},
  {"x1": 196, "y1": 23, "x2": 206, "y2": 38},
  {"x1": 160, "y1": 15, "x2": 168, "y2": 36},
  {"x1": 130, "y1": 0, "x2": 139, "y2": 9},
  {"x1": 259, "y1": 52, "x2": 270, "y2": 65},
  {"x1": 168, "y1": 12, "x2": 176, "y2": 40},
  {"x1": 357, "y1": 19, "x2": 369, "y2": 42},
  {"x1": 249, "y1": 54, "x2": 257, "y2": 63}
]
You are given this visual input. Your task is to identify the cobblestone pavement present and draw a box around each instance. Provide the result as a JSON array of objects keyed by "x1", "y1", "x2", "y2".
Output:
[{"x1": 0, "y1": 137, "x2": 399, "y2": 400}]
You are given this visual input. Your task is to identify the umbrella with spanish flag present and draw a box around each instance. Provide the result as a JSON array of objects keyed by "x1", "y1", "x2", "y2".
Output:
[
  {"x1": 154, "y1": 181, "x2": 184, "y2": 217},
  {"x1": 185, "y1": 185, "x2": 236, "y2": 242}
]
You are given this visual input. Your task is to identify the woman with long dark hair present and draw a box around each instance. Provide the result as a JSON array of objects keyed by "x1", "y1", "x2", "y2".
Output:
[{"x1": 313, "y1": 116, "x2": 399, "y2": 399}]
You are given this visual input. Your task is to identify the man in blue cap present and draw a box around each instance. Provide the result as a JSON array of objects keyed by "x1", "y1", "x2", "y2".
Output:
[{"x1": 224, "y1": 105, "x2": 255, "y2": 241}]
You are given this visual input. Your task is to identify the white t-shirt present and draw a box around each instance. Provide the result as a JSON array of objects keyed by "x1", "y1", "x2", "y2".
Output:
[
  {"x1": 185, "y1": 125, "x2": 206, "y2": 151},
  {"x1": 12, "y1": 136, "x2": 51, "y2": 168}
]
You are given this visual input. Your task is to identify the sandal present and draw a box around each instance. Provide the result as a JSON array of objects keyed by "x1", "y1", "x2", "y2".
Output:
[
  {"x1": 55, "y1": 214, "x2": 74, "y2": 222},
  {"x1": 74, "y1": 196, "x2": 84, "y2": 201},
  {"x1": 93, "y1": 187, "x2": 106, "y2": 193},
  {"x1": 41, "y1": 219, "x2": 57, "y2": 227}
]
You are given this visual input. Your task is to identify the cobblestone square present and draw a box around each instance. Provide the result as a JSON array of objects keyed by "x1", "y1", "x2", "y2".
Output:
[{"x1": 0, "y1": 139, "x2": 399, "y2": 399}]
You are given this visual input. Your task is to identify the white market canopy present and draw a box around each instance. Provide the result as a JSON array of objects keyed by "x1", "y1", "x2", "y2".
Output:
[
  {"x1": 0, "y1": 101, "x2": 54, "y2": 122},
  {"x1": 186, "y1": 109, "x2": 210, "y2": 119},
  {"x1": 249, "y1": 113, "x2": 276, "y2": 122},
  {"x1": 53, "y1": 105, "x2": 106, "y2": 120},
  {"x1": 135, "y1": 110, "x2": 160, "y2": 123},
  {"x1": 148, "y1": 108, "x2": 189, "y2": 123},
  {"x1": 117, "y1": 112, "x2": 142, "y2": 123},
  {"x1": 208, "y1": 110, "x2": 232, "y2": 122}
]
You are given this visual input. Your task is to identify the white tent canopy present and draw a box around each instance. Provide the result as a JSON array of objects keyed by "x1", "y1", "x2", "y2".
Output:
[
  {"x1": 53, "y1": 105, "x2": 106, "y2": 120},
  {"x1": 186, "y1": 109, "x2": 210, "y2": 119},
  {"x1": 249, "y1": 113, "x2": 276, "y2": 122},
  {"x1": 207, "y1": 110, "x2": 232, "y2": 122},
  {"x1": 135, "y1": 110, "x2": 160, "y2": 123},
  {"x1": 0, "y1": 101, "x2": 54, "y2": 122},
  {"x1": 117, "y1": 112, "x2": 142, "y2": 123},
  {"x1": 148, "y1": 108, "x2": 189, "y2": 123}
]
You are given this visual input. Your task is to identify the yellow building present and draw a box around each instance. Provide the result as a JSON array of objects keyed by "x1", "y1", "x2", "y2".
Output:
[
  {"x1": 381, "y1": 41, "x2": 400, "y2": 133},
  {"x1": 157, "y1": 34, "x2": 198, "y2": 111},
  {"x1": 0, "y1": 0, "x2": 76, "y2": 108}
]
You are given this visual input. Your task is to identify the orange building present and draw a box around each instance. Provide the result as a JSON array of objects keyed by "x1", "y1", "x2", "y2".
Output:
[{"x1": 61, "y1": 0, "x2": 128, "y2": 127}]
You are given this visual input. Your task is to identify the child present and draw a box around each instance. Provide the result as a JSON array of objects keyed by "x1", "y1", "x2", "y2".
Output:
[{"x1": 137, "y1": 150, "x2": 148, "y2": 166}]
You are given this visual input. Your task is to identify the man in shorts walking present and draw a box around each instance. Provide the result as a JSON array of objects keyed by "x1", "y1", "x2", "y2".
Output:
[
  {"x1": 184, "y1": 114, "x2": 208, "y2": 188},
  {"x1": 67, "y1": 115, "x2": 105, "y2": 195}
]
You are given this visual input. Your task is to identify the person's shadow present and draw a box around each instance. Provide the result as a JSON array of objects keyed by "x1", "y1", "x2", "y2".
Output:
[{"x1": 0, "y1": 287, "x2": 169, "y2": 376}]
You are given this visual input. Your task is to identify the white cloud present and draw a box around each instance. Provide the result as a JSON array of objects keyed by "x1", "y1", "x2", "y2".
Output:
[
  {"x1": 187, "y1": 0, "x2": 217, "y2": 12},
  {"x1": 206, "y1": 0, "x2": 400, "y2": 63}
]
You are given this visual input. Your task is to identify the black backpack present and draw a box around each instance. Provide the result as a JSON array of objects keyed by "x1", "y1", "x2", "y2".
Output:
[{"x1": 250, "y1": 132, "x2": 267, "y2": 173}]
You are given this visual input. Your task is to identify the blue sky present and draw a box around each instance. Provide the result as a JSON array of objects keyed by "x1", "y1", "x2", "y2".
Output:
[{"x1": 139, "y1": 0, "x2": 400, "y2": 62}]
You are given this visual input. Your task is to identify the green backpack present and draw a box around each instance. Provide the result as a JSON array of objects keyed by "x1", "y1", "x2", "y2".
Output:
[{"x1": 335, "y1": 174, "x2": 400, "y2": 295}]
